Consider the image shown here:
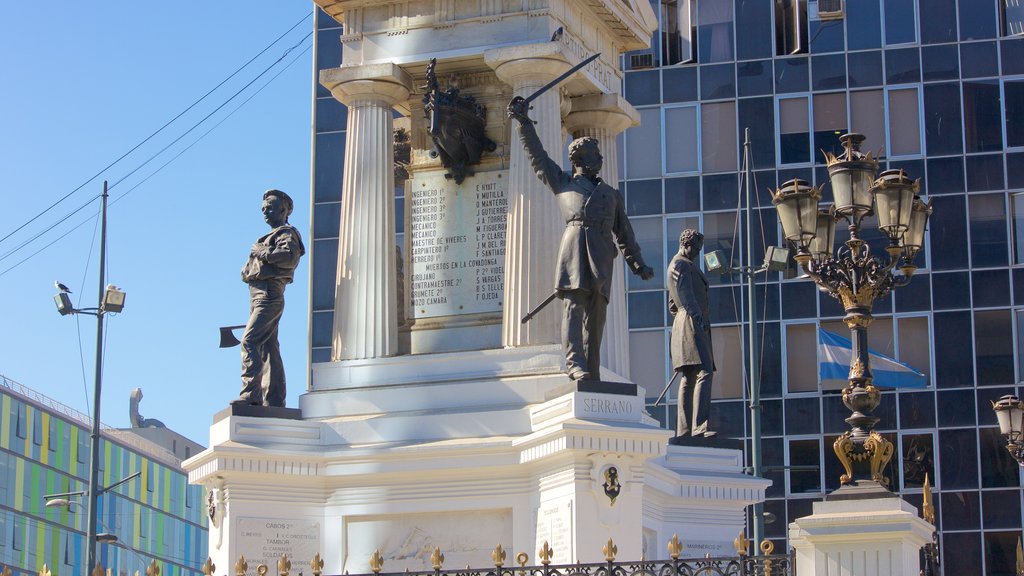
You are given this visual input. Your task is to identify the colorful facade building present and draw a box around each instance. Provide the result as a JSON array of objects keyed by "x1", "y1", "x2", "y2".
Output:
[{"x1": 0, "y1": 375, "x2": 207, "y2": 575}]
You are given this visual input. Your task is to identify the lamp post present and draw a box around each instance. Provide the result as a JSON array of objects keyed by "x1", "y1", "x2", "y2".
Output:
[
  {"x1": 52, "y1": 182, "x2": 127, "y2": 571},
  {"x1": 992, "y1": 395, "x2": 1024, "y2": 465},
  {"x1": 772, "y1": 133, "x2": 932, "y2": 497}
]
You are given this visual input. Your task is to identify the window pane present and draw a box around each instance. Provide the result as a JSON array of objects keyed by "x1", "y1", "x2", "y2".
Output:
[
  {"x1": 847, "y1": 51, "x2": 883, "y2": 88},
  {"x1": 1006, "y1": 0, "x2": 1024, "y2": 35},
  {"x1": 628, "y1": 216, "x2": 664, "y2": 289},
  {"x1": 924, "y1": 83, "x2": 963, "y2": 156},
  {"x1": 628, "y1": 291, "x2": 667, "y2": 328},
  {"x1": 901, "y1": 433, "x2": 934, "y2": 489},
  {"x1": 786, "y1": 323, "x2": 817, "y2": 392},
  {"x1": 664, "y1": 107, "x2": 698, "y2": 173},
  {"x1": 939, "y1": 429, "x2": 979, "y2": 489},
  {"x1": 934, "y1": 311, "x2": 974, "y2": 388},
  {"x1": 774, "y1": 0, "x2": 808, "y2": 55},
  {"x1": 963, "y1": 81, "x2": 1004, "y2": 152},
  {"x1": 626, "y1": 108, "x2": 662, "y2": 178},
  {"x1": 1007, "y1": 80, "x2": 1024, "y2": 148},
  {"x1": 959, "y1": 0, "x2": 998, "y2": 39},
  {"x1": 697, "y1": 0, "x2": 734, "y2": 63},
  {"x1": 970, "y1": 194, "x2": 1009, "y2": 267},
  {"x1": 788, "y1": 439, "x2": 821, "y2": 493},
  {"x1": 661, "y1": 0, "x2": 695, "y2": 65},
  {"x1": 850, "y1": 90, "x2": 886, "y2": 156},
  {"x1": 887, "y1": 88, "x2": 921, "y2": 155},
  {"x1": 884, "y1": 0, "x2": 917, "y2": 44},
  {"x1": 813, "y1": 93, "x2": 847, "y2": 158},
  {"x1": 630, "y1": 330, "x2": 667, "y2": 399},
  {"x1": 921, "y1": 44, "x2": 958, "y2": 81},
  {"x1": 919, "y1": 0, "x2": 957, "y2": 43},
  {"x1": 897, "y1": 316, "x2": 930, "y2": 382},
  {"x1": 736, "y1": 0, "x2": 772, "y2": 59},
  {"x1": 779, "y1": 97, "x2": 810, "y2": 164},
  {"x1": 701, "y1": 102, "x2": 737, "y2": 172},
  {"x1": 626, "y1": 179, "x2": 663, "y2": 215},
  {"x1": 976, "y1": 309, "x2": 1014, "y2": 384},
  {"x1": 700, "y1": 63, "x2": 736, "y2": 100},
  {"x1": 847, "y1": 0, "x2": 882, "y2": 49},
  {"x1": 738, "y1": 97, "x2": 776, "y2": 168},
  {"x1": 711, "y1": 326, "x2": 743, "y2": 398}
]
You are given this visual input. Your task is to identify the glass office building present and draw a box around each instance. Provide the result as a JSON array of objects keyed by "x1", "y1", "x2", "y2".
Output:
[
  {"x1": 309, "y1": 2, "x2": 1024, "y2": 572},
  {"x1": 0, "y1": 376, "x2": 207, "y2": 576}
]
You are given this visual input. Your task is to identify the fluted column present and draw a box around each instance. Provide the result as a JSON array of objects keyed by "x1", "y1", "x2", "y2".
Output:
[
  {"x1": 564, "y1": 94, "x2": 640, "y2": 378},
  {"x1": 485, "y1": 44, "x2": 571, "y2": 349},
  {"x1": 320, "y1": 63, "x2": 412, "y2": 360}
]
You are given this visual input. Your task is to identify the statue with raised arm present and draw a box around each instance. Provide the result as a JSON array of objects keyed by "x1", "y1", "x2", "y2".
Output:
[
  {"x1": 668, "y1": 229, "x2": 716, "y2": 438},
  {"x1": 507, "y1": 97, "x2": 654, "y2": 381},
  {"x1": 232, "y1": 189, "x2": 305, "y2": 408}
]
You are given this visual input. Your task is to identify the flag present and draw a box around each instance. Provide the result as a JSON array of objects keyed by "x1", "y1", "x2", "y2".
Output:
[{"x1": 818, "y1": 328, "x2": 928, "y2": 389}]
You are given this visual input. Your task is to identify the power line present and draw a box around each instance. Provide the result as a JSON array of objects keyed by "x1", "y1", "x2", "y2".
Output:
[
  {"x1": 0, "y1": 34, "x2": 313, "y2": 280},
  {"x1": 0, "y1": 9, "x2": 312, "y2": 250}
]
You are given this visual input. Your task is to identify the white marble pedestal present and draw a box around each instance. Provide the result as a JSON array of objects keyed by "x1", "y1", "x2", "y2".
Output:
[
  {"x1": 185, "y1": 347, "x2": 768, "y2": 573},
  {"x1": 788, "y1": 497, "x2": 933, "y2": 576}
]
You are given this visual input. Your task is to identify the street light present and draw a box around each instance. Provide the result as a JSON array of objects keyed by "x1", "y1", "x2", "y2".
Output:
[
  {"x1": 773, "y1": 133, "x2": 932, "y2": 497},
  {"x1": 51, "y1": 182, "x2": 127, "y2": 572},
  {"x1": 992, "y1": 395, "x2": 1024, "y2": 465}
]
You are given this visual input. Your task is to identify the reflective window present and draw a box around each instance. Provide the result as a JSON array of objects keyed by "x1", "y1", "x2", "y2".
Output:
[
  {"x1": 962, "y1": 81, "x2": 1003, "y2": 152},
  {"x1": 781, "y1": 281, "x2": 816, "y2": 318},
  {"x1": 628, "y1": 216, "x2": 664, "y2": 289},
  {"x1": 315, "y1": 97, "x2": 347, "y2": 133},
  {"x1": 737, "y1": 60, "x2": 773, "y2": 97},
  {"x1": 664, "y1": 176, "x2": 701, "y2": 213},
  {"x1": 811, "y1": 54, "x2": 846, "y2": 91},
  {"x1": 960, "y1": 41, "x2": 999, "y2": 78},
  {"x1": 624, "y1": 70, "x2": 660, "y2": 106},
  {"x1": 785, "y1": 322, "x2": 817, "y2": 392},
  {"x1": 939, "y1": 429, "x2": 979, "y2": 489},
  {"x1": 813, "y1": 92, "x2": 847, "y2": 159},
  {"x1": 847, "y1": 51, "x2": 883, "y2": 88},
  {"x1": 933, "y1": 270, "x2": 962, "y2": 307},
  {"x1": 938, "y1": 389, "x2": 977, "y2": 427},
  {"x1": 626, "y1": 108, "x2": 662, "y2": 179},
  {"x1": 662, "y1": 66, "x2": 698, "y2": 103},
  {"x1": 919, "y1": 0, "x2": 957, "y2": 44},
  {"x1": 924, "y1": 83, "x2": 963, "y2": 156},
  {"x1": 850, "y1": 90, "x2": 886, "y2": 155},
  {"x1": 970, "y1": 194, "x2": 1009, "y2": 267},
  {"x1": 887, "y1": 87, "x2": 921, "y2": 156},
  {"x1": 921, "y1": 44, "x2": 958, "y2": 81},
  {"x1": 943, "y1": 533, "x2": 982, "y2": 575},
  {"x1": 736, "y1": 0, "x2": 773, "y2": 59},
  {"x1": 982, "y1": 490, "x2": 1023, "y2": 528},
  {"x1": 788, "y1": 439, "x2": 821, "y2": 493},
  {"x1": 884, "y1": 47, "x2": 919, "y2": 84},
  {"x1": 960, "y1": 0, "x2": 998, "y2": 39},
  {"x1": 966, "y1": 154, "x2": 1005, "y2": 191},
  {"x1": 1013, "y1": 194, "x2": 1024, "y2": 264},
  {"x1": 660, "y1": 0, "x2": 695, "y2": 65},
  {"x1": 775, "y1": 57, "x2": 809, "y2": 93},
  {"x1": 630, "y1": 330, "x2": 667, "y2": 400},
  {"x1": 940, "y1": 491, "x2": 981, "y2": 530},
  {"x1": 972, "y1": 269, "x2": 1010, "y2": 307},
  {"x1": 702, "y1": 173, "x2": 739, "y2": 211},
  {"x1": 738, "y1": 97, "x2": 776, "y2": 168},
  {"x1": 779, "y1": 96, "x2": 810, "y2": 164},
  {"x1": 934, "y1": 311, "x2": 974, "y2": 387},
  {"x1": 809, "y1": 19, "x2": 844, "y2": 53},
  {"x1": 897, "y1": 316, "x2": 931, "y2": 379},
  {"x1": 697, "y1": 0, "x2": 734, "y2": 63},
  {"x1": 709, "y1": 284, "x2": 740, "y2": 323},
  {"x1": 1007, "y1": 80, "x2": 1024, "y2": 148},
  {"x1": 700, "y1": 63, "x2": 735, "y2": 100},
  {"x1": 899, "y1": 391, "x2": 936, "y2": 428},
  {"x1": 628, "y1": 291, "x2": 667, "y2": 328},
  {"x1": 980, "y1": 428, "x2": 1021, "y2": 487},
  {"x1": 785, "y1": 397, "x2": 821, "y2": 434},
  {"x1": 711, "y1": 326, "x2": 743, "y2": 398},
  {"x1": 900, "y1": 433, "x2": 934, "y2": 489},
  {"x1": 311, "y1": 239, "x2": 338, "y2": 312},
  {"x1": 775, "y1": 0, "x2": 808, "y2": 55},
  {"x1": 985, "y1": 532, "x2": 1023, "y2": 574},
  {"x1": 847, "y1": 0, "x2": 882, "y2": 49},
  {"x1": 926, "y1": 156, "x2": 964, "y2": 195},
  {"x1": 314, "y1": 132, "x2": 345, "y2": 203},
  {"x1": 627, "y1": 179, "x2": 663, "y2": 215},
  {"x1": 1004, "y1": 0, "x2": 1024, "y2": 35},
  {"x1": 975, "y1": 309, "x2": 1014, "y2": 384},
  {"x1": 700, "y1": 102, "x2": 737, "y2": 172},
  {"x1": 884, "y1": 0, "x2": 918, "y2": 45}
]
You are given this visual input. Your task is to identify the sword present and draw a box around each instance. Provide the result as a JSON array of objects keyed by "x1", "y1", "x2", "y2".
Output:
[
  {"x1": 521, "y1": 290, "x2": 560, "y2": 324},
  {"x1": 508, "y1": 53, "x2": 601, "y2": 118},
  {"x1": 653, "y1": 370, "x2": 681, "y2": 407}
]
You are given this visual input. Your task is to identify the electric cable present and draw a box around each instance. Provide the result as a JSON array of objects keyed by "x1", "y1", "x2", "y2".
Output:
[{"x1": 0, "y1": 9, "x2": 313, "y2": 250}]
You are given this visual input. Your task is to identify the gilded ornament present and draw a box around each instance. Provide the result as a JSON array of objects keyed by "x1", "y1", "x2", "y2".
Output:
[
  {"x1": 256, "y1": 564, "x2": 269, "y2": 576},
  {"x1": 865, "y1": 431, "x2": 895, "y2": 487},
  {"x1": 492, "y1": 544, "x2": 507, "y2": 567},
  {"x1": 515, "y1": 552, "x2": 529, "y2": 568},
  {"x1": 667, "y1": 534, "x2": 683, "y2": 560},
  {"x1": 370, "y1": 549, "x2": 385, "y2": 574},
  {"x1": 538, "y1": 542, "x2": 553, "y2": 566},
  {"x1": 602, "y1": 538, "x2": 618, "y2": 562},
  {"x1": 430, "y1": 547, "x2": 445, "y2": 570},
  {"x1": 833, "y1": 432, "x2": 855, "y2": 485},
  {"x1": 235, "y1": 555, "x2": 249, "y2": 576},
  {"x1": 38, "y1": 565, "x2": 50, "y2": 576},
  {"x1": 733, "y1": 531, "x2": 749, "y2": 556},
  {"x1": 921, "y1": 474, "x2": 935, "y2": 525},
  {"x1": 278, "y1": 554, "x2": 291, "y2": 576},
  {"x1": 92, "y1": 562, "x2": 106, "y2": 576},
  {"x1": 202, "y1": 558, "x2": 216, "y2": 576},
  {"x1": 310, "y1": 553, "x2": 325, "y2": 576},
  {"x1": 147, "y1": 560, "x2": 161, "y2": 576}
]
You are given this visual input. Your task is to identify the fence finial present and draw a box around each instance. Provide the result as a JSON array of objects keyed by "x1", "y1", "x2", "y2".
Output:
[
  {"x1": 667, "y1": 534, "x2": 683, "y2": 560},
  {"x1": 431, "y1": 547, "x2": 445, "y2": 570},
  {"x1": 146, "y1": 560, "x2": 161, "y2": 576},
  {"x1": 492, "y1": 544, "x2": 507, "y2": 567},
  {"x1": 538, "y1": 542, "x2": 553, "y2": 566},
  {"x1": 278, "y1": 554, "x2": 291, "y2": 576},
  {"x1": 91, "y1": 562, "x2": 105, "y2": 576},
  {"x1": 38, "y1": 565, "x2": 51, "y2": 576},
  {"x1": 310, "y1": 552, "x2": 325, "y2": 576},
  {"x1": 734, "y1": 530, "x2": 749, "y2": 556},
  {"x1": 202, "y1": 557, "x2": 216, "y2": 576},
  {"x1": 235, "y1": 554, "x2": 249, "y2": 576},
  {"x1": 603, "y1": 538, "x2": 618, "y2": 562},
  {"x1": 370, "y1": 549, "x2": 385, "y2": 574}
]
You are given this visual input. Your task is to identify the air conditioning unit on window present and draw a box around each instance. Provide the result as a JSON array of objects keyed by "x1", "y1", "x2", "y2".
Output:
[
  {"x1": 629, "y1": 52, "x2": 655, "y2": 70},
  {"x1": 817, "y1": 0, "x2": 844, "y2": 20}
]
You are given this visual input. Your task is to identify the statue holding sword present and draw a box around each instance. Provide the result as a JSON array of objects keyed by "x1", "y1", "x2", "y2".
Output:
[{"x1": 509, "y1": 54, "x2": 654, "y2": 382}]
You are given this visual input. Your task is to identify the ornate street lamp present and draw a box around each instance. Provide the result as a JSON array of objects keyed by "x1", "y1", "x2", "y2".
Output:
[
  {"x1": 992, "y1": 395, "x2": 1024, "y2": 465},
  {"x1": 773, "y1": 133, "x2": 932, "y2": 497}
]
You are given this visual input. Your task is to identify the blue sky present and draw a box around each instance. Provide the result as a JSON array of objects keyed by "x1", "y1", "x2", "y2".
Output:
[{"x1": 0, "y1": 2, "x2": 316, "y2": 445}]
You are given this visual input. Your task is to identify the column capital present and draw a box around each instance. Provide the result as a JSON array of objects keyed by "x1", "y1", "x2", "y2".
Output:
[
  {"x1": 320, "y1": 63, "x2": 413, "y2": 107},
  {"x1": 563, "y1": 93, "x2": 639, "y2": 137},
  {"x1": 484, "y1": 42, "x2": 573, "y2": 86}
]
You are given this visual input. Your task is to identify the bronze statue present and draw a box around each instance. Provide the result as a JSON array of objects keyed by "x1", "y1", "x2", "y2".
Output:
[
  {"x1": 508, "y1": 98, "x2": 653, "y2": 381},
  {"x1": 422, "y1": 58, "x2": 496, "y2": 184},
  {"x1": 233, "y1": 189, "x2": 305, "y2": 407},
  {"x1": 667, "y1": 229, "x2": 715, "y2": 438}
]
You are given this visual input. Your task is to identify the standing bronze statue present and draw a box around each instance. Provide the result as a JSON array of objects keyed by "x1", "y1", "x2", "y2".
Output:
[
  {"x1": 668, "y1": 229, "x2": 715, "y2": 438},
  {"x1": 233, "y1": 189, "x2": 305, "y2": 407},
  {"x1": 508, "y1": 97, "x2": 654, "y2": 381}
]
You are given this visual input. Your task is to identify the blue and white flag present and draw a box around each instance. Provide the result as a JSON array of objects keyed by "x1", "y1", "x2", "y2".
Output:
[{"x1": 818, "y1": 328, "x2": 928, "y2": 389}]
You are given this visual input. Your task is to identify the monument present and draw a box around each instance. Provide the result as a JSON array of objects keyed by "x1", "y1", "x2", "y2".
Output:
[{"x1": 184, "y1": 3, "x2": 768, "y2": 573}]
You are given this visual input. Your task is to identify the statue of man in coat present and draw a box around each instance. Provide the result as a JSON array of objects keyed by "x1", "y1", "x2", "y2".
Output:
[
  {"x1": 668, "y1": 229, "x2": 716, "y2": 438},
  {"x1": 508, "y1": 96, "x2": 654, "y2": 381}
]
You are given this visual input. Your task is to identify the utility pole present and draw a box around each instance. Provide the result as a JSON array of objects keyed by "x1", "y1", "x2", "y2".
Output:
[
  {"x1": 85, "y1": 181, "x2": 109, "y2": 573},
  {"x1": 743, "y1": 129, "x2": 765, "y2": 552}
]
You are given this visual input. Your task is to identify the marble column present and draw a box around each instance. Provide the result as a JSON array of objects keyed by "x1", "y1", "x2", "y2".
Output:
[
  {"x1": 484, "y1": 44, "x2": 571, "y2": 350},
  {"x1": 564, "y1": 94, "x2": 640, "y2": 379},
  {"x1": 320, "y1": 63, "x2": 412, "y2": 360}
]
